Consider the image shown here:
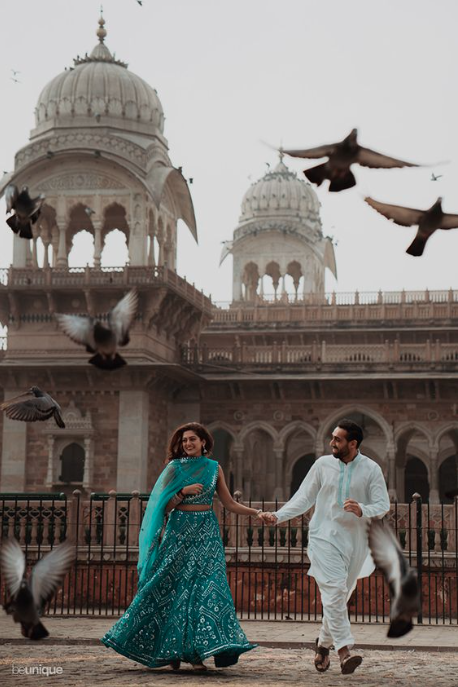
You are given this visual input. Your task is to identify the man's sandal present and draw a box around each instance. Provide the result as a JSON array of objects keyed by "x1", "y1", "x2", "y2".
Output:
[
  {"x1": 340, "y1": 654, "x2": 363, "y2": 674},
  {"x1": 314, "y1": 638, "x2": 331, "y2": 673}
]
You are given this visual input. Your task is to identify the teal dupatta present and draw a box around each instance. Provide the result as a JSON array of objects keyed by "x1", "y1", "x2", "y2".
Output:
[{"x1": 137, "y1": 457, "x2": 218, "y2": 588}]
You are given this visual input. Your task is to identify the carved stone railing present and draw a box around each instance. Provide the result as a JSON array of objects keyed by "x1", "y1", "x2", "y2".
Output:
[
  {"x1": 210, "y1": 289, "x2": 458, "y2": 326},
  {"x1": 181, "y1": 340, "x2": 458, "y2": 370},
  {"x1": 2, "y1": 265, "x2": 212, "y2": 311}
]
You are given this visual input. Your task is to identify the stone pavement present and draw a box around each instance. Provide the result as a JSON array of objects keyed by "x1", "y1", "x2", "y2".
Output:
[{"x1": 0, "y1": 617, "x2": 457, "y2": 687}]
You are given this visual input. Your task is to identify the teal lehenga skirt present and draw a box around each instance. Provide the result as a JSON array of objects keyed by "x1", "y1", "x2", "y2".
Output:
[{"x1": 101, "y1": 509, "x2": 255, "y2": 668}]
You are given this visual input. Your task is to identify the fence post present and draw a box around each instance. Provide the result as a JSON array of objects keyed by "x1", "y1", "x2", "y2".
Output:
[
  {"x1": 412, "y1": 492, "x2": 423, "y2": 624},
  {"x1": 68, "y1": 489, "x2": 82, "y2": 546},
  {"x1": 104, "y1": 490, "x2": 117, "y2": 547}
]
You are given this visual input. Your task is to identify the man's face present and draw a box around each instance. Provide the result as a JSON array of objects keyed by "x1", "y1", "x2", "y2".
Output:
[{"x1": 330, "y1": 426, "x2": 353, "y2": 460}]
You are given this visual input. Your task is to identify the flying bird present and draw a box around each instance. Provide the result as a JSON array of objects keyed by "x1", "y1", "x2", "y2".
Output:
[
  {"x1": 365, "y1": 196, "x2": 458, "y2": 256},
  {"x1": 0, "y1": 538, "x2": 74, "y2": 640},
  {"x1": 55, "y1": 290, "x2": 138, "y2": 370},
  {"x1": 1, "y1": 387, "x2": 65, "y2": 428},
  {"x1": 84, "y1": 206, "x2": 95, "y2": 217},
  {"x1": 431, "y1": 173, "x2": 443, "y2": 181},
  {"x1": 4, "y1": 184, "x2": 45, "y2": 239},
  {"x1": 368, "y1": 520, "x2": 419, "y2": 638},
  {"x1": 283, "y1": 129, "x2": 419, "y2": 192}
]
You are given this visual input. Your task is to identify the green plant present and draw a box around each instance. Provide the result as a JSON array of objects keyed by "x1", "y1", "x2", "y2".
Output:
[{"x1": 398, "y1": 529, "x2": 406, "y2": 549}]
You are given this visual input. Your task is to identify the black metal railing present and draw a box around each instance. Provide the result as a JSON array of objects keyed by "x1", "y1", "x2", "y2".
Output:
[{"x1": 0, "y1": 491, "x2": 457, "y2": 624}]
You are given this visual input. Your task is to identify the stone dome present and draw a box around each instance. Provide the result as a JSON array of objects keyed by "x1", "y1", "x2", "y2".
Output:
[
  {"x1": 239, "y1": 158, "x2": 321, "y2": 223},
  {"x1": 32, "y1": 16, "x2": 164, "y2": 140}
]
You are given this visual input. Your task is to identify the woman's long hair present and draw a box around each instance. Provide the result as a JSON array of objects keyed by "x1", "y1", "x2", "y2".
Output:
[{"x1": 165, "y1": 422, "x2": 215, "y2": 463}]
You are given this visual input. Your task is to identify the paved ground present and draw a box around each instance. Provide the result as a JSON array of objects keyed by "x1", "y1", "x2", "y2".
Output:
[{"x1": 0, "y1": 617, "x2": 457, "y2": 687}]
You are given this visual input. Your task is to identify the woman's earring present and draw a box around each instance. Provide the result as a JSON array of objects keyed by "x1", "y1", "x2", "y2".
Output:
[{"x1": 203, "y1": 445, "x2": 207, "y2": 454}]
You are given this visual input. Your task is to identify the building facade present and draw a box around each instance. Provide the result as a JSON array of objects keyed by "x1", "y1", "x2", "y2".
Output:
[{"x1": 0, "y1": 18, "x2": 457, "y2": 504}]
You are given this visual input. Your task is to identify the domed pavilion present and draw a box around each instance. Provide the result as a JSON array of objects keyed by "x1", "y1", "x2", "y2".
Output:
[{"x1": 221, "y1": 153, "x2": 337, "y2": 302}]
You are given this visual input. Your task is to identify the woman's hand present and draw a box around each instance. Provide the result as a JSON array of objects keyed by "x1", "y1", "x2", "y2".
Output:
[{"x1": 182, "y1": 483, "x2": 203, "y2": 496}]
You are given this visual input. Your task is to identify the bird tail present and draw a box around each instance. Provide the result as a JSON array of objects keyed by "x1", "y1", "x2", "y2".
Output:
[
  {"x1": 329, "y1": 170, "x2": 356, "y2": 192},
  {"x1": 6, "y1": 215, "x2": 33, "y2": 239},
  {"x1": 406, "y1": 236, "x2": 426, "y2": 257},
  {"x1": 23, "y1": 621, "x2": 49, "y2": 640},
  {"x1": 88, "y1": 353, "x2": 127, "y2": 370},
  {"x1": 54, "y1": 412, "x2": 66, "y2": 429},
  {"x1": 303, "y1": 163, "x2": 328, "y2": 187}
]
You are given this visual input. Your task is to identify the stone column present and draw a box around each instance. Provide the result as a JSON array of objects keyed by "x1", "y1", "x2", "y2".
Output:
[
  {"x1": 387, "y1": 444, "x2": 397, "y2": 501},
  {"x1": 93, "y1": 220, "x2": 103, "y2": 268},
  {"x1": 117, "y1": 390, "x2": 149, "y2": 492},
  {"x1": 0, "y1": 391, "x2": 28, "y2": 490},
  {"x1": 45, "y1": 436, "x2": 55, "y2": 488},
  {"x1": 272, "y1": 446, "x2": 284, "y2": 500},
  {"x1": 232, "y1": 446, "x2": 244, "y2": 493},
  {"x1": 83, "y1": 437, "x2": 92, "y2": 489},
  {"x1": 148, "y1": 233, "x2": 156, "y2": 266},
  {"x1": 12, "y1": 234, "x2": 29, "y2": 268},
  {"x1": 429, "y1": 446, "x2": 440, "y2": 504},
  {"x1": 56, "y1": 219, "x2": 68, "y2": 267}
]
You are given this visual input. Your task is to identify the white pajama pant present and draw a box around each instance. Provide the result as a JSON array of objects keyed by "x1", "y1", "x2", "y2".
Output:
[{"x1": 308, "y1": 538, "x2": 363, "y2": 652}]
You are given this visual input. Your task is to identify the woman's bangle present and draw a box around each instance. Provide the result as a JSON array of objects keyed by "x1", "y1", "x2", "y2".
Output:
[
  {"x1": 255, "y1": 508, "x2": 262, "y2": 516},
  {"x1": 177, "y1": 489, "x2": 185, "y2": 498}
]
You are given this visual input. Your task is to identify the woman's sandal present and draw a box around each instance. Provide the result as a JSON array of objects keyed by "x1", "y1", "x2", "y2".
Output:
[
  {"x1": 314, "y1": 638, "x2": 331, "y2": 673},
  {"x1": 340, "y1": 654, "x2": 363, "y2": 675},
  {"x1": 170, "y1": 659, "x2": 181, "y2": 670}
]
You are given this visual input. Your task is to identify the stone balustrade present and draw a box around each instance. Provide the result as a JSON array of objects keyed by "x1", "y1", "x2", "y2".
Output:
[{"x1": 181, "y1": 340, "x2": 458, "y2": 370}]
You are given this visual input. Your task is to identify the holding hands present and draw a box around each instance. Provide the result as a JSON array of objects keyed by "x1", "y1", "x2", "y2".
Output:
[{"x1": 257, "y1": 511, "x2": 278, "y2": 525}]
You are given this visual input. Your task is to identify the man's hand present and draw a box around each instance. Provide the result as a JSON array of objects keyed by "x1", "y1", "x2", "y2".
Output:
[
  {"x1": 343, "y1": 498, "x2": 362, "y2": 517},
  {"x1": 259, "y1": 512, "x2": 278, "y2": 525}
]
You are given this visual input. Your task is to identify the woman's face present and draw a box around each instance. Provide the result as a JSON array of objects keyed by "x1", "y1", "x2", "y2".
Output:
[{"x1": 182, "y1": 429, "x2": 205, "y2": 457}]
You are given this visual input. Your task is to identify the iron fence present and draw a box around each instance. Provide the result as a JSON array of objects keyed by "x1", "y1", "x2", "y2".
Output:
[{"x1": 0, "y1": 491, "x2": 457, "y2": 624}]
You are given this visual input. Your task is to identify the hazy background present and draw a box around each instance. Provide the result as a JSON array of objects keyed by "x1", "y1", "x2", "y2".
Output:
[{"x1": 0, "y1": 0, "x2": 456, "y2": 303}]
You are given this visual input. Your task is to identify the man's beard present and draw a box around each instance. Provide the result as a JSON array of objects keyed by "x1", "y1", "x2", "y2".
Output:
[{"x1": 332, "y1": 448, "x2": 349, "y2": 461}]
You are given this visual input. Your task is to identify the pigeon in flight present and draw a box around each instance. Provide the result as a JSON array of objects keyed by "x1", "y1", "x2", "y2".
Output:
[
  {"x1": 283, "y1": 129, "x2": 418, "y2": 192},
  {"x1": 431, "y1": 173, "x2": 443, "y2": 181},
  {"x1": 55, "y1": 290, "x2": 138, "y2": 370},
  {"x1": 368, "y1": 520, "x2": 419, "y2": 638},
  {"x1": 365, "y1": 196, "x2": 458, "y2": 256},
  {"x1": 0, "y1": 538, "x2": 74, "y2": 640},
  {"x1": 4, "y1": 184, "x2": 45, "y2": 239},
  {"x1": 1, "y1": 387, "x2": 65, "y2": 428}
]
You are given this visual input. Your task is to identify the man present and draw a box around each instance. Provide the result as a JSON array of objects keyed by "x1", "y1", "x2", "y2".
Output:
[{"x1": 261, "y1": 419, "x2": 390, "y2": 675}]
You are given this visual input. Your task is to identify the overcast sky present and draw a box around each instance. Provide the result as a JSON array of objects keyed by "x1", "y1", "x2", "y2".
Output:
[{"x1": 0, "y1": 0, "x2": 457, "y2": 303}]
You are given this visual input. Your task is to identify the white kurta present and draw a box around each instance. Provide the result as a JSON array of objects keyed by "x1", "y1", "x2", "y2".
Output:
[{"x1": 273, "y1": 452, "x2": 390, "y2": 650}]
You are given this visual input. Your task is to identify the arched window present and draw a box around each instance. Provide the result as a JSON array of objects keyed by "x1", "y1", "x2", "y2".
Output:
[
  {"x1": 439, "y1": 455, "x2": 458, "y2": 504},
  {"x1": 59, "y1": 443, "x2": 85, "y2": 483},
  {"x1": 404, "y1": 455, "x2": 429, "y2": 503},
  {"x1": 290, "y1": 454, "x2": 315, "y2": 496}
]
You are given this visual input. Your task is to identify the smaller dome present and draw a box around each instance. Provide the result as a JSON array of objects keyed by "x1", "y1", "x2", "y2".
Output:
[
  {"x1": 239, "y1": 158, "x2": 320, "y2": 223},
  {"x1": 32, "y1": 16, "x2": 164, "y2": 140}
]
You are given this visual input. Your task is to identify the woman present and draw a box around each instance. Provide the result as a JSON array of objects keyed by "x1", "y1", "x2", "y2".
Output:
[{"x1": 101, "y1": 422, "x2": 261, "y2": 670}]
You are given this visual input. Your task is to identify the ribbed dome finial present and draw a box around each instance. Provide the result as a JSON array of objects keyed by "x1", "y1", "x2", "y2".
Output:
[{"x1": 97, "y1": 10, "x2": 107, "y2": 44}]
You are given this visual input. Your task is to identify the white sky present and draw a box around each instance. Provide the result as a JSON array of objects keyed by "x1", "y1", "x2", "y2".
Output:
[{"x1": 0, "y1": 0, "x2": 457, "y2": 303}]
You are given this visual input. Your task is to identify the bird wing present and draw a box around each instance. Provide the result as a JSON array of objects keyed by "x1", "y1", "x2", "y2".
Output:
[
  {"x1": 439, "y1": 213, "x2": 458, "y2": 230},
  {"x1": 31, "y1": 542, "x2": 75, "y2": 611},
  {"x1": 4, "y1": 184, "x2": 18, "y2": 213},
  {"x1": 357, "y1": 147, "x2": 418, "y2": 169},
  {"x1": 55, "y1": 314, "x2": 95, "y2": 350},
  {"x1": 368, "y1": 520, "x2": 405, "y2": 602},
  {"x1": 0, "y1": 538, "x2": 25, "y2": 598},
  {"x1": 283, "y1": 143, "x2": 335, "y2": 160},
  {"x1": 3, "y1": 397, "x2": 55, "y2": 422},
  {"x1": 364, "y1": 197, "x2": 424, "y2": 227},
  {"x1": 109, "y1": 290, "x2": 138, "y2": 346}
]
